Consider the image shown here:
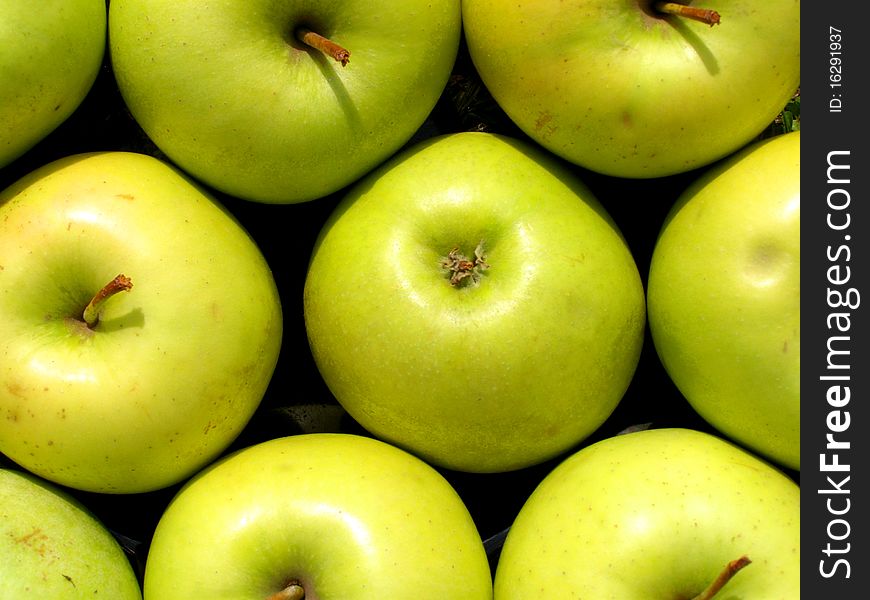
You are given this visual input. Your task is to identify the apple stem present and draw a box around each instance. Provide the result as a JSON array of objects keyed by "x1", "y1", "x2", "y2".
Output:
[
  {"x1": 654, "y1": 2, "x2": 721, "y2": 26},
  {"x1": 82, "y1": 274, "x2": 133, "y2": 329},
  {"x1": 266, "y1": 582, "x2": 305, "y2": 600},
  {"x1": 690, "y1": 555, "x2": 752, "y2": 600},
  {"x1": 296, "y1": 27, "x2": 350, "y2": 66}
]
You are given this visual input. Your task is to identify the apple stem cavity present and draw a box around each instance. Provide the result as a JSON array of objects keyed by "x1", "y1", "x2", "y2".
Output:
[
  {"x1": 440, "y1": 241, "x2": 490, "y2": 287},
  {"x1": 266, "y1": 582, "x2": 305, "y2": 600},
  {"x1": 653, "y1": 2, "x2": 721, "y2": 26},
  {"x1": 82, "y1": 274, "x2": 133, "y2": 329},
  {"x1": 296, "y1": 27, "x2": 350, "y2": 66},
  {"x1": 690, "y1": 555, "x2": 752, "y2": 600}
]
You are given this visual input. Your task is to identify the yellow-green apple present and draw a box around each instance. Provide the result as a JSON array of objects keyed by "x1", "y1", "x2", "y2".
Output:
[
  {"x1": 108, "y1": 0, "x2": 461, "y2": 204},
  {"x1": 303, "y1": 132, "x2": 646, "y2": 473},
  {"x1": 493, "y1": 427, "x2": 800, "y2": 599},
  {"x1": 462, "y1": 0, "x2": 801, "y2": 178},
  {"x1": 0, "y1": 467, "x2": 142, "y2": 598},
  {"x1": 647, "y1": 131, "x2": 799, "y2": 470},
  {"x1": 143, "y1": 433, "x2": 493, "y2": 600},
  {"x1": 0, "y1": 0, "x2": 106, "y2": 168},
  {"x1": 0, "y1": 151, "x2": 283, "y2": 493}
]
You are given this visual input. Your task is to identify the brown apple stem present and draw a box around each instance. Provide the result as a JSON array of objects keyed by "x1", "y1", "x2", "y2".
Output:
[
  {"x1": 654, "y1": 2, "x2": 721, "y2": 26},
  {"x1": 296, "y1": 27, "x2": 350, "y2": 66},
  {"x1": 690, "y1": 555, "x2": 752, "y2": 600},
  {"x1": 266, "y1": 582, "x2": 305, "y2": 600},
  {"x1": 82, "y1": 274, "x2": 133, "y2": 328}
]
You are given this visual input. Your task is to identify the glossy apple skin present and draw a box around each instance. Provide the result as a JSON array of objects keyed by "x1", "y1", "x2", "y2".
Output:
[
  {"x1": 0, "y1": 0, "x2": 106, "y2": 168},
  {"x1": 462, "y1": 0, "x2": 800, "y2": 178},
  {"x1": 493, "y1": 427, "x2": 800, "y2": 599},
  {"x1": 303, "y1": 132, "x2": 645, "y2": 473},
  {"x1": 647, "y1": 132, "x2": 799, "y2": 470},
  {"x1": 0, "y1": 467, "x2": 142, "y2": 598},
  {"x1": 143, "y1": 433, "x2": 493, "y2": 599},
  {"x1": 0, "y1": 152, "x2": 283, "y2": 493},
  {"x1": 108, "y1": 0, "x2": 461, "y2": 204}
]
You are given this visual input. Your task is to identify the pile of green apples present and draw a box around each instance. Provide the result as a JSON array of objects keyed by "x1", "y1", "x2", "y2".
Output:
[{"x1": 1, "y1": 1, "x2": 800, "y2": 598}]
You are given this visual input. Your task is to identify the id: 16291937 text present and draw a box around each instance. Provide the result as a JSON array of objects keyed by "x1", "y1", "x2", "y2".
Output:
[{"x1": 829, "y1": 26, "x2": 843, "y2": 113}]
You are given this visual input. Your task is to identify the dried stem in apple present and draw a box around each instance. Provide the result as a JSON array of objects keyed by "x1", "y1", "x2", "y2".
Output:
[
  {"x1": 266, "y1": 581, "x2": 305, "y2": 600},
  {"x1": 654, "y1": 2, "x2": 721, "y2": 26},
  {"x1": 296, "y1": 27, "x2": 350, "y2": 66},
  {"x1": 690, "y1": 555, "x2": 752, "y2": 600},
  {"x1": 82, "y1": 274, "x2": 133, "y2": 328}
]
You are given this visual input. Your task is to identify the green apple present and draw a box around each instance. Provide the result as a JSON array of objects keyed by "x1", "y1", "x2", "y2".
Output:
[
  {"x1": 493, "y1": 427, "x2": 800, "y2": 599},
  {"x1": 0, "y1": 0, "x2": 106, "y2": 168},
  {"x1": 303, "y1": 132, "x2": 646, "y2": 473},
  {"x1": 647, "y1": 131, "x2": 799, "y2": 470},
  {"x1": 0, "y1": 467, "x2": 142, "y2": 598},
  {"x1": 0, "y1": 151, "x2": 283, "y2": 493},
  {"x1": 143, "y1": 432, "x2": 493, "y2": 599},
  {"x1": 108, "y1": 0, "x2": 461, "y2": 204},
  {"x1": 461, "y1": 0, "x2": 800, "y2": 178}
]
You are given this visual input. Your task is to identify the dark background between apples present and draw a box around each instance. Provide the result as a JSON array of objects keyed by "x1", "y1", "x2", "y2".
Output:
[{"x1": 0, "y1": 32, "x2": 798, "y2": 583}]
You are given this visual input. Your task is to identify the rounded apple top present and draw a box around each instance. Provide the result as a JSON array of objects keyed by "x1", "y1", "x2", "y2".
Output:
[
  {"x1": 0, "y1": 151, "x2": 283, "y2": 494},
  {"x1": 303, "y1": 131, "x2": 647, "y2": 473},
  {"x1": 108, "y1": 0, "x2": 463, "y2": 203},
  {"x1": 461, "y1": 0, "x2": 800, "y2": 178},
  {"x1": 493, "y1": 427, "x2": 800, "y2": 599},
  {"x1": 647, "y1": 131, "x2": 800, "y2": 471},
  {"x1": 143, "y1": 432, "x2": 493, "y2": 600},
  {"x1": 495, "y1": 428, "x2": 800, "y2": 600},
  {"x1": 0, "y1": 0, "x2": 107, "y2": 167},
  {"x1": 0, "y1": 467, "x2": 142, "y2": 598}
]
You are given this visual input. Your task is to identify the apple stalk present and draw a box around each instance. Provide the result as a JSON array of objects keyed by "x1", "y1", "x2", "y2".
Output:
[
  {"x1": 295, "y1": 27, "x2": 350, "y2": 66},
  {"x1": 690, "y1": 555, "x2": 751, "y2": 600},
  {"x1": 267, "y1": 582, "x2": 305, "y2": 600},
  {"x1": 653, "y1": 2, "x2": 720, "y2": 26},
  {"x1": 82, "y1": 274, "x2": 133, "y2": 328}
]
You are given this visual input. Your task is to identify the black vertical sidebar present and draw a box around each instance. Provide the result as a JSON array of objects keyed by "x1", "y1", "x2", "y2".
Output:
[{"x1": 802, "y1": 0, "x2": 868, "y2": 595}]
